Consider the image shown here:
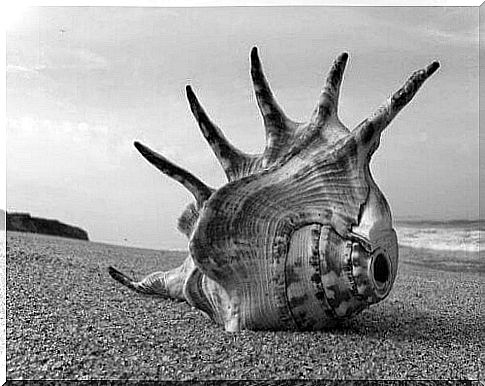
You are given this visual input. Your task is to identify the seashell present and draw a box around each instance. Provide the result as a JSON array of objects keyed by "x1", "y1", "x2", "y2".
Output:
[{"x1": 109, "y1": 48, "x2": 439, "y2": 332}]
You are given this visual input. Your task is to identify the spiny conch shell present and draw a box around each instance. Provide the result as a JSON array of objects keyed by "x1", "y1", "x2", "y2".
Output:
[{"x1": 109, "y1": 47, "x2": 439, "y2": 332}]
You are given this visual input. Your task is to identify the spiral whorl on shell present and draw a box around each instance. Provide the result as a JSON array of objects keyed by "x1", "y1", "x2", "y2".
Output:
[{"x1": 109, "y1": 48, "x2": 439, "y2": 332}]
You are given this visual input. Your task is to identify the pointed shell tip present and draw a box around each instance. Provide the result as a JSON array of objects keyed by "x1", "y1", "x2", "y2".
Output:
[
  {"x1": 250, "y1": 46, "x2": 260, "y2": 62},
  {"x1": 186, "y1": 84, "x2": 194, "y2": 97},
  {"x1": 133, "y1": 141, "x2": 146, "y2": 153},
  {"x1": 427, "y1": 61, "x2": 440, "y2": 75}
]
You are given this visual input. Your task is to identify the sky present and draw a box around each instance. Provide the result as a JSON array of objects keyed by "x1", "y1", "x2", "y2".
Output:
[{"x1": 5, "y1": 6, "x2": 481, "y2": 250}]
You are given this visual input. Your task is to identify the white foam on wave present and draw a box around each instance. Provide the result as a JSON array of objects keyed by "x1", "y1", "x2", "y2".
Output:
[{"x1": 395, "y1": 226, "x2": 482, "y2": 253}]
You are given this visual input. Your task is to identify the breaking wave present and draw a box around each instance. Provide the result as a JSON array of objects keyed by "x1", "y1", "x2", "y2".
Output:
[{"x1": 395, "y1": 220, "x2": 482, "y2": 253}]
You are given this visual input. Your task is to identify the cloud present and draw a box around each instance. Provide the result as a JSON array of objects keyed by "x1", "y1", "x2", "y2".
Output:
[
  {"x1": 6, "y1": 64, "x2": 38, "y2": 74},
  {"x1": 34, "y1": 47, "x2": 109, "y2": 71},
  {"x1": 7, "y1": 118, "x2": 132, "y2": 184},
  {"x1": 7, "y1": 45, "x2": 109, "y2": 74},
  {"x1": 354, "y1": 7, "x2": 478, "y2": 50},
  {"x1": 419, "y1": 24, "x2": 479, "y2": 45}
]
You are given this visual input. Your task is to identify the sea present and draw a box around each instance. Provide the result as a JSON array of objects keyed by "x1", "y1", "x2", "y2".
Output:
[
  {"x1": 1, "y1": 222, "x2": 483, "y2": 256},
  {"x1": 394, "y1": 219, "x2": 482, "y2": 254}
]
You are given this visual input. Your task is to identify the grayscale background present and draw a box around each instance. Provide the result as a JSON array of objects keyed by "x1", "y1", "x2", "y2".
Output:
[{"x1": 6, "y1": 7, "x2": 479, "y2": 249}]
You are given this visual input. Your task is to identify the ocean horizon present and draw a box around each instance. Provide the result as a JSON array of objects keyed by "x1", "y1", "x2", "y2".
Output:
[
  {"x1": 3, "y1": 217, "x2": 483, "y2": 255},
  {"x1": 394, "y1": 218, "x2": 482, "y2": 253}
]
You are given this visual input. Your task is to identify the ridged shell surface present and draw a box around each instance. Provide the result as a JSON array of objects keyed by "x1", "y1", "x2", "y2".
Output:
[{"x1": 108, "y1": 48, "x2": 439, "y2": 332}]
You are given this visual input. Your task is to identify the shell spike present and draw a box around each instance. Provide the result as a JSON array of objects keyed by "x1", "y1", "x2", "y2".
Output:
[
  {"x1": 250, "y1": 46, "x2": 294, "y2": 163},
  {"x1": 108, "y1": 266, "x2": 163, "y2": 295},
  {"x1": 134, "y1": 141, "x2": 212, "y2": 205},
  {"x1": 353, "y1": 60, "x2": 440, "y2": 150},
  {"x1": 109, "y1": 266, "x2": 182, "y2": 298},
  {"x1": 311, "y1": 52, "x2": 349, "y2": 125},
  {"x1": 186, "y1": 85, "x2": 248, "y2": 179},
  {"x1": 108, "y1": 266, "x2": 138, "y2": 291}
]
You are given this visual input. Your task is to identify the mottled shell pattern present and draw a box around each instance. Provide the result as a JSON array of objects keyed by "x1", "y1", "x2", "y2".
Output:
[{"x1": 109, "y1": 48, "x2": 439, "y2": 332}]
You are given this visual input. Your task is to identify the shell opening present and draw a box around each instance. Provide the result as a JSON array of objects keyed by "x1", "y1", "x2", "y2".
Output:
[{"x1": 370, "y1": 251, "x2": 392, "y2": 297}]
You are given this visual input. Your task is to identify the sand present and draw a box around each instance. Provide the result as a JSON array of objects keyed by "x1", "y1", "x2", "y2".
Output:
[{"x1": 5, "y1": 231, "x2": 484, "y2": 380}]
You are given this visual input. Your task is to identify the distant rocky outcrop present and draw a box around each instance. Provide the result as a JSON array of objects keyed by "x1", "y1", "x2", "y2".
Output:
[{"x1": 6, "y1": 212, "x2": 89, "y2": 241}]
